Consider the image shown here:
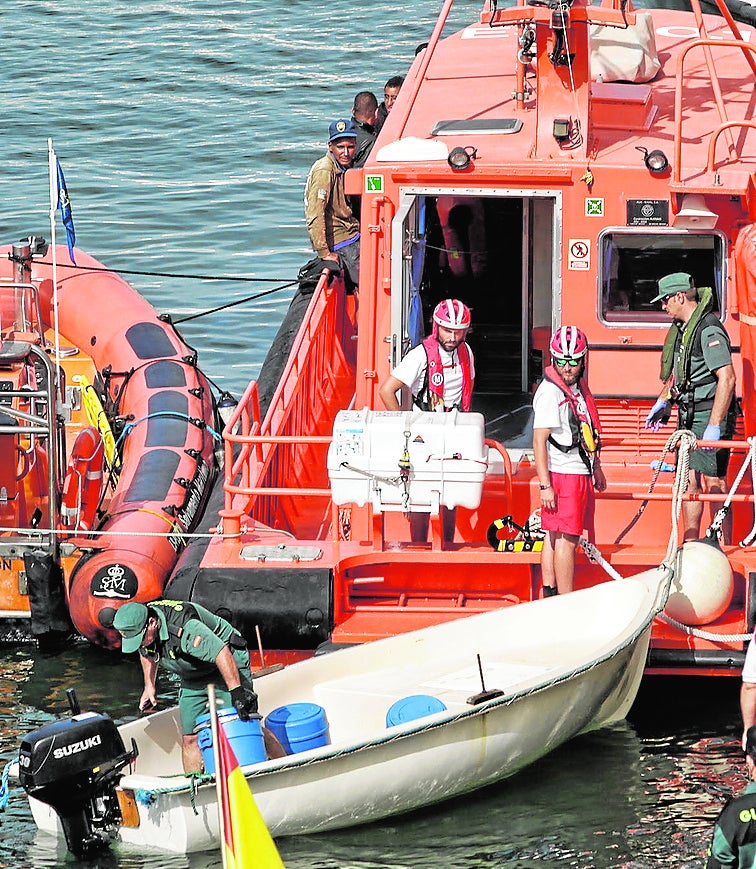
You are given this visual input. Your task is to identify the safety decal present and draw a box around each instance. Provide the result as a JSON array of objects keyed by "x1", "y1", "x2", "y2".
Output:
[
  {"x1": 568, "y1": 239, "x2": 591, "y2": 271},
  {"x1": 585, "y1": 198, "x2": 604, "y2": 217}
]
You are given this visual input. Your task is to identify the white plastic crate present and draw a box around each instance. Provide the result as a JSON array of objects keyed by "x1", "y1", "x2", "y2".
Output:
[{"x1": 327, "y1": 408, "x2": 488, "y2": 511}]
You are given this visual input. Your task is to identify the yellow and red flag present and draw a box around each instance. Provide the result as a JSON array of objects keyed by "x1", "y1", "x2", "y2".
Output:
[{"x1": 217, "y1": 724, "x2": 285, "y2": 869}]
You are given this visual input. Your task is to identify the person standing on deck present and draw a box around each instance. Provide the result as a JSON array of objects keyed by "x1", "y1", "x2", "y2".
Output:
[
  {"x1": 113, "y1": 599, "x2": 262, "y2": 773},
  {"x1": 374, "y1": 75, "x2": 404, "y2": 134},
  {"x1": 304, "y1": 119, "x2": 360, "y2": 292},
  {"x1": 378, "y1": 298, "x2": 474, "y2": 542},
  {"x1": 644, "y1": 272, "x2": 737, "y2": 542},
  {"x1": 706, "y1": 724, "x2": 756, "y2": 867},
  {"x1": 351, "y1": 91, "x2": 378, "y2": 168},
  {"x1": 532, "y1": 326, "x2": 606, "y2": 595}
]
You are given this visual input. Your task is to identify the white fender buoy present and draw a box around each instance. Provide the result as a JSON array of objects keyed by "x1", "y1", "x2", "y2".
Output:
[{"x1": 664, "y1": 541, "x2": 734, "y2": 626}]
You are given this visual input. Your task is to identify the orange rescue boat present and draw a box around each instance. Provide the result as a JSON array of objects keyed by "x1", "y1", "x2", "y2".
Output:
[{"x1": 169, "y1": 0, "x2": 756, "y2": 676}]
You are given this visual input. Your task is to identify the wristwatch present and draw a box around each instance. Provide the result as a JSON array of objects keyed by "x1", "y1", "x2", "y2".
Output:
[{"x1": 539, "y1": 484, "x2": 551, "y2": 490}]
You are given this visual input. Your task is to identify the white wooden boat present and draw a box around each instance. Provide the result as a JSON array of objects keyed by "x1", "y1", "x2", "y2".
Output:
[{"x1": 27, "y1": 568, "x2": 669, "y2": 855}]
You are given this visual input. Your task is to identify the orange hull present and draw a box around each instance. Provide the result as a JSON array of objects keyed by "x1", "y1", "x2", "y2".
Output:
[
  {"x1": 0, "y1": 242, "x2": 216, "y2": 648},
  {"x1": 172, "y1": 0, "x2": 756, "y2": 675}
]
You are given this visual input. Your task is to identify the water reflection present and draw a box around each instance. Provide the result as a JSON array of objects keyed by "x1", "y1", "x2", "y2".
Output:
[
  {"x1": 278, "y1": 725, "x2": 646, "y2": 868},
  {"x1": 0, "y1": 655, "x2": 746, "y2": 869}
]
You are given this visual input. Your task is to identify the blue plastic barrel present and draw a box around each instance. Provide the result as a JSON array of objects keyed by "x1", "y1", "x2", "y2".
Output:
[
  {"x1": 264, "y1": 703, "x2": 329, "y2": 754},
  {"x1": 195, "y1": 708, "x2": 266, "y2": 773},
  {"x1": 385, "y1": 694, "x2": 447, "y2": 727}
]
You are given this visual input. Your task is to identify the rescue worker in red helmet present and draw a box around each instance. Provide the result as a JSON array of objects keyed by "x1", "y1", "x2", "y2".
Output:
[
  {"x1": 532, "y1": 326, "x2": 606, "y2": 595},
  {"x1": 379, "y1": 299, "x2": 474, "y2": 414},
  {"x1": 378, "y1": 298, "x2": 475, "y2": 541}
]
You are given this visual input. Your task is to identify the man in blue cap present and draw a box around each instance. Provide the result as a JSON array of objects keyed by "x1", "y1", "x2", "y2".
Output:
[
  {"x1": 113, "y1": 599, "x2": 258, "y2": 772},
  {"x1": 645, "y1": 272, "x2": 737, "y2": 540},
  {"x1": 304, "y1": 118, "x2": 360, "y2": 291}
]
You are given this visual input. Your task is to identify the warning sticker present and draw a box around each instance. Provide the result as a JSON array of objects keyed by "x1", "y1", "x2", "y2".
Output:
[
  {"x1": 568, "y1": 239, "x2": 591, "y2": 271},
  {"x1": 365, "y1": 175, "x2": 384, "y2": 193}
]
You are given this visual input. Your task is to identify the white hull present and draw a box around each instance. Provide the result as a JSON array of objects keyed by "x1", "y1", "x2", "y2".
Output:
[{"x1": 30, "y1": 570, "x2": 667, "y2": 854}]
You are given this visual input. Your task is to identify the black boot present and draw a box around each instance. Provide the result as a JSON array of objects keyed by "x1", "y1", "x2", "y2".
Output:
[{"x1": 542, "y1": 585, "x2": 558, "y2": 598}]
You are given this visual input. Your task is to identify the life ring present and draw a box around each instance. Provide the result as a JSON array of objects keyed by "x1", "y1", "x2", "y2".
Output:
[
  {"x1": 60, "y1": 426, "x2": 104, "y2": 531},
  {"x1": 15, "y1": 444, "x2": 29, "y2": 482},
  {"x1": 487, "y1": 516, "x2": 515, "y2": 552},
  {"x1": 487, "y1": 516, "x2": 543, "y2": 552}
]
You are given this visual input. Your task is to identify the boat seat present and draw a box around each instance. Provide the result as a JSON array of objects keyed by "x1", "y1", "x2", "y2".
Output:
[
  {"x1": 313, "y1": 658, "x2": 552, "y2": 740},
  {"x1": 0, "y1": 340, "x2": 34, "y2": 366}
]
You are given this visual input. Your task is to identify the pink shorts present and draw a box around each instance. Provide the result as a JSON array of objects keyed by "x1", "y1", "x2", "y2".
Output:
[{"x1": 541, "y1": 472, "x2": 594, "y2": 537}]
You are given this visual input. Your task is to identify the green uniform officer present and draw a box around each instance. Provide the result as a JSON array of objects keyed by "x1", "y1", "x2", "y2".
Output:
[
  {"x1": 645, "y1": 273, "x2": 737, "y2": 542},
  {"x1": 707, "y1": 725, "x2": 756, "y2": 867},
  {"x1": 113, "y1": 599, "x2": 258, "y2": 773}
]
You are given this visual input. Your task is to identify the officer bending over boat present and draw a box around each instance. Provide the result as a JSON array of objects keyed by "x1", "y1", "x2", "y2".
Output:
[
  {"x1": 114, "y1": 599, "x2": 261, "y2": 773},
  {"x1": 644, "y1": 272, "x2": 737, "y2": 542}
]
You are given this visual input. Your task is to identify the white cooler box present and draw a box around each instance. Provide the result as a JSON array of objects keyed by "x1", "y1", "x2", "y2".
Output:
[{"x1": 327, "y1": 408, "x2": 488, "y2": 511}]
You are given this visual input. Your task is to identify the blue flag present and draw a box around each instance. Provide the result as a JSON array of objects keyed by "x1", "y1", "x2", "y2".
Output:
[{"x1": 56, "y1": 158, "x2": 76, "y2": 264}]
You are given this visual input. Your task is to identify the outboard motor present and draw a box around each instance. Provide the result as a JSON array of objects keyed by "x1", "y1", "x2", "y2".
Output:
[{"x1": 18, "y1": 689, "x2": 137, "y2": 859}]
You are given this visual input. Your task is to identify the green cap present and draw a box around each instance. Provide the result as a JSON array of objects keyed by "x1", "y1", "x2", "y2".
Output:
[
  {"x1": 113, "y1": 602, "x2": 149, "y2": 654},
  {"x1": 650, "y1": 272, "x2": 692, "y2": 303}
]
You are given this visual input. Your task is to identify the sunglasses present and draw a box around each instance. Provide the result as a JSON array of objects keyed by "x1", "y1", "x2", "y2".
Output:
[{"x1": 555, "y1": 358, "x2": 581, "y2": 368}]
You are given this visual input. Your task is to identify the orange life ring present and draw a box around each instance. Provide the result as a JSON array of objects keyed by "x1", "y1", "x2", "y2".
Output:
[{"x1": 60, "y1": 426, "x2": 104, "y2": 531}]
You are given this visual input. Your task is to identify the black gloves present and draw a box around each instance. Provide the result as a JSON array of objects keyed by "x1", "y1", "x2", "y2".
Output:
[{"x1": 230, "y1": 685, "x2": 259, "y2": 721}]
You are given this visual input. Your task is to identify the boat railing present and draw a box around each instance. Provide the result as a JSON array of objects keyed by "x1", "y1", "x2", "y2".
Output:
[
  {"x1": 0, "y1": 280, "x2": 46, "y2": 341},
  {"x1": 220, "y1": 410, "x2": 755, "y2": 548},
  {"x1": 0, "y1": 340, "x2": 61, "y2": 550},
  {"x1": 221, "y1": 274, "x2": 355, "y2": 533},
  {"x1": 673, "y1": 38, "x2": 756, "y2": 187}
]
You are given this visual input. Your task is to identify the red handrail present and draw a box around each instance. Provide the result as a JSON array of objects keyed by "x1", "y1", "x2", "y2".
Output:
[
  {"x1": 673, "y1": 38, "x2": 756, "y2": 184},
  {"x1": 221, "y1": 274, "x2": 355, "y2": 528}
]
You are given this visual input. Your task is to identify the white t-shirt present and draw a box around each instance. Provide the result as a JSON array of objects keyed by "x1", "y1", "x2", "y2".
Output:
[
  {"x1": 532, "y1": 379, "x2": 590, "y2": 475},
  {"x1": 391, "y1": 342, "x2": 475, "y2": 410}
]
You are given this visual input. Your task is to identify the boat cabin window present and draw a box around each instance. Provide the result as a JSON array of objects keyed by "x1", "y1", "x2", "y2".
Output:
[{"x1": 599, "y1": 231, "x2": 725, "y2": 324}]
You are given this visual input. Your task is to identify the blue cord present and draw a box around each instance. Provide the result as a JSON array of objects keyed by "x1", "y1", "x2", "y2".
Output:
[{"x1": 115, "y1": 412, "x2": 221, "y2": 449}]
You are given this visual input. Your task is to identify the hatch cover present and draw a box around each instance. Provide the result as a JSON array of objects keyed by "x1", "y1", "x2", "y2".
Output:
[
  {"x1": 239, "y1": 544, "x2": 323, "y2": 562},
  {"x1": 431, "y1": 118, "x2": 522, "y2": 136}
]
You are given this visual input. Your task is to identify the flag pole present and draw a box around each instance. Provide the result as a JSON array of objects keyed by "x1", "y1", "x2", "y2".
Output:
[
  {"x1": 208, "y1": 683, "x2": 230, "y2": 869},
  {"x1": 47, "y1": 138, "x2": 63, "y2": 404}
]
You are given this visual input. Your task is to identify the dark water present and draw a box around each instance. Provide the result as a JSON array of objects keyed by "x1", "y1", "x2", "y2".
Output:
[
  {"x1": 0, "y1": 644, "x2": 744, "y2": 868},
  {"x1": 0, "y1": 0, "x2": 749, "y2": 865}
]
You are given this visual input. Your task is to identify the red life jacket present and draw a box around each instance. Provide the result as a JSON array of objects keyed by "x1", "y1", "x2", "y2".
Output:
[
  {"x1": 542, "y1": 365, "x2": 602, "y2": 470},
  {"x1": 417, "y1": 336, "x2": 473, "y2": 412}
]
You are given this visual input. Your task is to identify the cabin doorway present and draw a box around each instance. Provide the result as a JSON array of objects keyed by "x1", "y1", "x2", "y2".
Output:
[{"x1": 392, "y1": 190, "x2": 557, "y2": 447}]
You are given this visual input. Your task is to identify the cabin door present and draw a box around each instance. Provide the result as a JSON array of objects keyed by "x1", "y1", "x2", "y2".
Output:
[{"x1": 391, "y1": 191, "x2": 557, "y2": 446}]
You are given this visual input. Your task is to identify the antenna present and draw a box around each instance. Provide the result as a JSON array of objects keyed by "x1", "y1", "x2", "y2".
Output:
[{"x1": 466, "y1": 653, "x2": 505, "y2": 705}]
